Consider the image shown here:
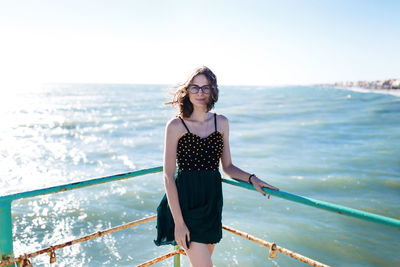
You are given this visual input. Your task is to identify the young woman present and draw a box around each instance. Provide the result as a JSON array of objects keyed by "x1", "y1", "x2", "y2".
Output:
[{"x1": 155, "y1": 66, "x2": 279, "y2": 266}]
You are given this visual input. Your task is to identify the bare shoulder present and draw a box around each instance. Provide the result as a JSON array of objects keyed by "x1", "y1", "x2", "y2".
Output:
[
  {"x1": 165, "y1": 117, "x2": 185, "y2": 139},
  {"x1": 165, "y1": 117, "x2": 181, "y2": 132},
  {"x1": 216, "y1": 113, "x2": 229, "y2": 125},
  {"x1": 216, "y1": 113, "x2": 229, "y2": 133},
  {"x1": 166, "y1": 116, "x2": 180, "y2": 127}
]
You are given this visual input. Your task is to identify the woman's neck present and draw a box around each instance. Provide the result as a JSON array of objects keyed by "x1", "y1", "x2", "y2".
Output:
[{"x1": 188, "y1": 108, "x2": 210, "y2": 122}]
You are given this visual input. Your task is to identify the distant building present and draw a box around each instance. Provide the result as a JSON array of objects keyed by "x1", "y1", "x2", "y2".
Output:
[
  {"x1": 320, "y1": 78, "x2": 400, "y2": 90},
  {"x1": 392, "y1": 79, "x2": 400, "y2": 89}
]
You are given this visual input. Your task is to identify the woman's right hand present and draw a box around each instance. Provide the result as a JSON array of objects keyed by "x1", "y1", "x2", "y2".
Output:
[{"x1": 174, "y1": 222, "x2": 190, "y2": 250}]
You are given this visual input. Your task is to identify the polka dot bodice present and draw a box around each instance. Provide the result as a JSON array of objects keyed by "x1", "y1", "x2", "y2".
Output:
[{"x1": 177, "y1": 114, "x2": 224, "y2": 171}]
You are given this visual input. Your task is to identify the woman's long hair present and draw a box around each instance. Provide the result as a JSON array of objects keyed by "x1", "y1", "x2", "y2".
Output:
[{"x1": 165, "y1": 66, "x2": 219, "y2": 118}]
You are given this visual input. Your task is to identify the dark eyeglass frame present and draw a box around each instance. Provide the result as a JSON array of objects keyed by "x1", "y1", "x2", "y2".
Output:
[{"x1": 187, "y1": 84, "x2": 212, "y2": 94}]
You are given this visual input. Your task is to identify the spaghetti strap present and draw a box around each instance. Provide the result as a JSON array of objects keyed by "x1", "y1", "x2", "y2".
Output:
[
  {"x1": 214, "y1": 113, "x2": 217, "y2": 132},
  {"x1": 178, "y1": 116, "x2": 191, "y2": 133}
]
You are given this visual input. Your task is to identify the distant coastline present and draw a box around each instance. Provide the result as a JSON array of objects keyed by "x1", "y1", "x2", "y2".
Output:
[{"x1": 317, "y1": 78, "x2": 400, "y2": 90}]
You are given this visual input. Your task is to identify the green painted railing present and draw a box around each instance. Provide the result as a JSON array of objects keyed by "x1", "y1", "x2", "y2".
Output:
[
  {"x1": 1, "y1": 166, "x2": 399, "y2": 265},
  {"x1": 0, "y1": 167, "x2": 162, "y2": 264},
  {"x1": 223, "y1": 179, "x2": 400, "y2": 228}
]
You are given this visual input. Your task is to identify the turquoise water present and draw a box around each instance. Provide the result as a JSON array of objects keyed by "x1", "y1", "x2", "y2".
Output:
[{"x1": 1, "y1": 84, "x2": 399, "y2": 266}]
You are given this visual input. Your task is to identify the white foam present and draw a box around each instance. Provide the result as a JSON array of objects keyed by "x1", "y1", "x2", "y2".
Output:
[{"x1": 334, "y1": 86, "x2": 400, "y2": 97}]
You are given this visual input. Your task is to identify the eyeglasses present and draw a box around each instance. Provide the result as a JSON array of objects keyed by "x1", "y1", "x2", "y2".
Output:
[{"x1": 187, "y1": 84, "x2": 212, "y2": 94}]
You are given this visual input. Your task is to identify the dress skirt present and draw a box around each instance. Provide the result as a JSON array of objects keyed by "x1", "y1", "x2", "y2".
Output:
[{"x1": 154, "y1": 169, "x2": 223, "y2": 246}]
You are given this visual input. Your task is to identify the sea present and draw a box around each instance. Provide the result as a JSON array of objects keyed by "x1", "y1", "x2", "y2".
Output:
[{"x1": 1, "y1": 84, "x2": 399, "y2": 266}]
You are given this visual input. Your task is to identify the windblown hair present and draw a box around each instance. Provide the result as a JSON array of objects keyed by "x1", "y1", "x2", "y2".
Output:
[{"x1": 165, "y1": 66, "x2": 219, "y2": 118}]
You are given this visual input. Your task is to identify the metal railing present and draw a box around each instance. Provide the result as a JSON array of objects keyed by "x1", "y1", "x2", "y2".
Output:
[
  {"x1": 1, "y1": 166, "x2": 399, "y2": 266},
  {"x1": 0, "y1": 167, "x2": 162, "y2": 265},
  {"x1": 0, "y1": 214, "x2": 330, "y2": 267}
]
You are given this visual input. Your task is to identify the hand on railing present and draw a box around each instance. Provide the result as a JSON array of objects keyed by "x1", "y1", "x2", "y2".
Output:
[{"x1": 249, "y1": 175, "x2": 279, "y2": 198}]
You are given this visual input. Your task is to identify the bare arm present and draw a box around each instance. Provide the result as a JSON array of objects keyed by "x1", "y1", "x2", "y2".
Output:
[
  {"x1": 163, "y1": 119, "x2": 185, "y2": 224},
  {"x1": 219, "y1": 115, "x2": 279, "y2": 195},
  {"x1": 163, "y1": 118, "x2": 190, "y2": 249}
]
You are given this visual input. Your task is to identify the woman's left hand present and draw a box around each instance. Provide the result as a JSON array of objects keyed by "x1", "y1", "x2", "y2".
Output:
[{"x1": 250, "y1": 176, "x2": 279, "y2": 197}]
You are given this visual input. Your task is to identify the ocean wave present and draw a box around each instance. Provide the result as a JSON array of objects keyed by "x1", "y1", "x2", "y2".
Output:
[{"x1": 334, "y1": 86, "x2": 400, "y2": 97}]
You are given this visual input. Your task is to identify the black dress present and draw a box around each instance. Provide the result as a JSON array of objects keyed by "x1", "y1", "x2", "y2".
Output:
[{"x1": 154, "y1": 113, "x2": 224, "y2": 246}]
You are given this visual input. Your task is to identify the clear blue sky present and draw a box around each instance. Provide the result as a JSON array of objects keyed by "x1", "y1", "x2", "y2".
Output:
[{"x1": 0, "y1": 0, "x2": 399, "y2": 86}]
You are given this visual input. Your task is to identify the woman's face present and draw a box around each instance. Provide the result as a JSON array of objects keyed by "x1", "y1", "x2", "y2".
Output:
[{"x1": 188, "y1": 74, "x2": 211, "y2": 107}]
